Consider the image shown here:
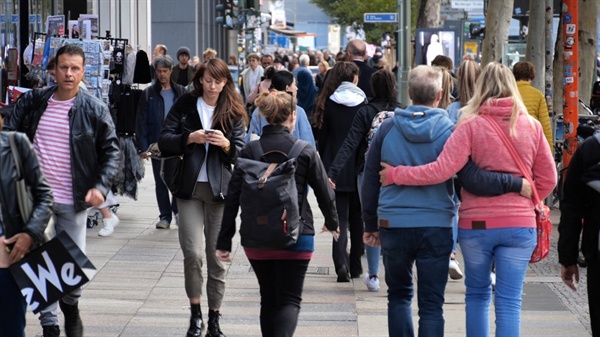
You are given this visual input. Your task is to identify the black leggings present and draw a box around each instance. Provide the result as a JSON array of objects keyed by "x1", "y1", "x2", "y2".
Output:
[
  {"x1": 249, "y1": 259, "x2": 310, "y2": 337},
  {"x1": 333, "y1": 190, "x2": 364, "y2": 277}
]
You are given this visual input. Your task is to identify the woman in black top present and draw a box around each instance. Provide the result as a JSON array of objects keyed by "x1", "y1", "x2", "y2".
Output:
[
  {"x1": 0, "y1": 116, "x2": 53, "y2": 337},
  {"x1": 217, "y1": 90, "x2": 339, "y2": 337}
]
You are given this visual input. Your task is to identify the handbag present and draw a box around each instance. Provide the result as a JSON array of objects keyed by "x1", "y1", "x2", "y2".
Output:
[
  {"x1": 159, "y1": 113, "x2": 190, "y2": 195},
  {"x1": 483, "y1": 115, "x2": 552, "y2": 263},
  {"x1": 8, "y1": 132, "x2": 55, "y2": 242},
  {"x1": 9, "y1": 231, "x2": 96, "y2": 314}
]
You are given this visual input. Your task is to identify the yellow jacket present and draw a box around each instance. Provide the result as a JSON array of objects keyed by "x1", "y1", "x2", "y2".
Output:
[{"x1": 517, "y1": 81, "x2": 553, "y2": 152}]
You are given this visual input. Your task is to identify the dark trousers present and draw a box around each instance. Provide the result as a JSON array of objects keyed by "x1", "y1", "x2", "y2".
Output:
[
  {"x1": 589, "y1": 256, "x2": 600, "y2": 337},
  {"x1": 380, "y1": 227, "x2": 452, "y2": 337},
  {"x1": 249, "y1": 259, "x2": 310, "y2": 337},
  {"x1": 151, "y1": 158, "x2": 177, "y2": 221},
  {"x1": 0, "y1": 268, "x2": 26, "y2": 337},
  {"x1": 333, "y1": 190, "x2": 364, "y2": 277}
]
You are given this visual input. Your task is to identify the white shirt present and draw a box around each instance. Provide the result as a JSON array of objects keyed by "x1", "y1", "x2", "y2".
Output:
[{"x1": 196, "y1": 97, "x2": 215, "y2": 182}]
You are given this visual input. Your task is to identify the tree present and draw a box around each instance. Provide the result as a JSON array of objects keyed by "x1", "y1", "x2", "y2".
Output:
[
  {"x1": 525, "y1": 0, "x2": 545, "y2": 91},
  {"x1": 480, "y1": 0, "x2": 514, "y2": 67},
  {"x1": 416, "y1": 0, "x2": 441, "y2": 28},
  {"x1": 309, "y1": 0, "x2": 397, "y2": 44},
  {"x1": 578, "y1": 0, "x2": 600, "y2": 107}
]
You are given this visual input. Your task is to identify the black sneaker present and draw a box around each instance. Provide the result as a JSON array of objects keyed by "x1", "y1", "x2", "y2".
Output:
[
  {"x1": 60, "y1": 300, "x2": 83, "y2": 337},
  {"x1": 42, "y1": 325, "x2": 60, "y2": 337}
]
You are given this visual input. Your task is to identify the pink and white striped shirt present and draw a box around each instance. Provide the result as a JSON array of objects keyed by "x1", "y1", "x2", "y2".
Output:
[{"x1": 34, "y1": 96, "x2": 75, "y2": 205}]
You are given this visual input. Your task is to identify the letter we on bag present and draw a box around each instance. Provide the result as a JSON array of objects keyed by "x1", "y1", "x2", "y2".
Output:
[{"x1": 9, "y1": 231, "x2": 97, "y2": 313}]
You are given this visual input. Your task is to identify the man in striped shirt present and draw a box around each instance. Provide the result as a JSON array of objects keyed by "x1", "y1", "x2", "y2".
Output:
[{"x1": 5, "y1": 44, "x2": 120, "y2": 337}]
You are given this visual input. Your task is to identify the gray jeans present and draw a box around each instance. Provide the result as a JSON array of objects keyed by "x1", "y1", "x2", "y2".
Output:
[
  {"x1": 177, "y1": 182, "x2": 226, "y2": 310},
  {"x1": 39, "y1": 203, "x2": 87, "y2": 327}
]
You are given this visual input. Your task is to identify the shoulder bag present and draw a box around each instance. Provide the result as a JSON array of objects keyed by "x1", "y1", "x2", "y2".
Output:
[
  {"x1": 8, "y1": 132, "x2": 54, "y2": 242},
  {"x1": 483, "y1": 115, "x2": 551, "y2": 263}
]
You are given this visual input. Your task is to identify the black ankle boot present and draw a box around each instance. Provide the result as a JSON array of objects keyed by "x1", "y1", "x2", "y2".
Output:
[
  {"x1": 206, "y1": 309, "x2": 226, "y2": 337},
  {"x1": 187, "y1": 303, "x2": 203, "y2": 337},
  {"x1": 59, "y1": 300, "x2": 83, "y2": 337}
]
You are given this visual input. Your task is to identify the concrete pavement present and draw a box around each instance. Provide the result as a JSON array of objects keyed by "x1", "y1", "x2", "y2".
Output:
[{"x1": 24, "y1": 162, "x2": 592, "y2": 336}]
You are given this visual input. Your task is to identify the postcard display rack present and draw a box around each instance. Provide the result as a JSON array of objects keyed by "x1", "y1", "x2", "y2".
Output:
[{"x1": 44, "y1": 37, "x2": 112, "y2": 103}]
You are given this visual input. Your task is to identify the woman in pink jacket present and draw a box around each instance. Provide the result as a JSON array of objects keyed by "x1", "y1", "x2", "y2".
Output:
[{"x1": 380, "y1": 62, "x2": 556, "y2": 337}]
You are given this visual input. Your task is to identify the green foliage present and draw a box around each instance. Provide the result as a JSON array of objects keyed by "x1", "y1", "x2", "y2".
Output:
[{"x1": 309, "y1": 0, "x2": 412, "y2": 44}]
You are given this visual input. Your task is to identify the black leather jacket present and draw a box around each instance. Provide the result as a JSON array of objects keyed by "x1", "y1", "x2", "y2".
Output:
[
  {"x1": 4, "y1": 86, "x2": 121, "y2": 212},
  {"x1": 158, "y1": 93, "x2": 246, "y2": 201},
  {"x1": 0, "y1": 132, "x2": 53, "y2": 244}
]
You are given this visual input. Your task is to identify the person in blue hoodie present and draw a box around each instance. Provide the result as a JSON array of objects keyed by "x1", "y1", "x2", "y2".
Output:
[{"x1": 361, "y1": 65, "x2": 528, "y2": 337}]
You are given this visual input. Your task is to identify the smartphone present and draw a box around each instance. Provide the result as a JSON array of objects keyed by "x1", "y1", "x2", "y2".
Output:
[{"x1": 205, "y1": 129, "x2": 215, "y2": 134}]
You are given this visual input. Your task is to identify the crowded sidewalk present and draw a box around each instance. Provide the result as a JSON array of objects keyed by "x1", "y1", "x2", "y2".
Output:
[{"x1": 23, "y1": 162, "x2": 592, "y2": 337}]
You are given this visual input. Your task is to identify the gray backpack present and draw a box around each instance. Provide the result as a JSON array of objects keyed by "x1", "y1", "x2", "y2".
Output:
[{"x1": 236, "y1": 139, "x2": 308, "y2": 249}]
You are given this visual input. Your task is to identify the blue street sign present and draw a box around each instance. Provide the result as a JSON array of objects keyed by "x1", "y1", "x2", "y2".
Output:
[
  {"x1": 364, "y1": 13, "x2": 397, "y2": 23},
  {"x1": 11, "y1": 15, "x2": 19, "y2": 24},
  {"x1": 30, "y1": 15, "x2": 36, "y2": 24},
  {"x1": 37, "y1": 14, "x2": 42, "y2": 23},
  {"x1": 0, "y1": 16, "x2": 5, "y2": 24}
]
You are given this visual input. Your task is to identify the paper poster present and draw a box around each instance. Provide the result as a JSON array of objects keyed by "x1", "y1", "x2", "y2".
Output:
[
  {"x1": 68, "y1": 20, "x2": 79, "y2": 39},
  {"x1": 80, "y1": 20, "x2": 92, "y2": 40},
  {"x1": 46, "y1": 15, "x2": 65, "y2": 38},
  {"x1": 78, "y1": 14, "x2": 99, "y2": 38}
]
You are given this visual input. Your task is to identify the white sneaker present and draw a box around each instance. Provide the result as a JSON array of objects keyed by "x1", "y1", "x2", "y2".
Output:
[
  {"x1": 98, "y1": 214, "x2": 119, "y2": 237},
  {"x1": 449, "y1": 259, "x2": 464, "y2": 280},
  {"x1": 363, "y1": 273, "x2": 380, "y2": 292},
  {"x1": 491, "y1": 271, "x2": 496, "y2": 289}
]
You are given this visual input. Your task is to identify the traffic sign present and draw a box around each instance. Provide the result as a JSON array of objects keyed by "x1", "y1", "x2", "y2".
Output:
[{"x1": 364, "y1": 13, "x2": 397, "y2": 23}]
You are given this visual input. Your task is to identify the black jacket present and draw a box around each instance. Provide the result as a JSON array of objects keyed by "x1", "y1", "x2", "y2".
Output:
[
  {"x1": 328, "y1": 100, "x2": 404, "y2": 181},
  {"x1": 136, "y1": 80, "x2": 186, "y2": 152},
  {"x1": 4, "y1": 87, "x2": 120, "y2": 212},
  {"x1": 317, "y1": 97, "x2": 367, "y2": 192},
  {"x1": 352, "y1": 60, "x2": 376, "y2": 99},
  {"x1": 0, "y1": 132, "x2": 53, "y2": 244},
  {"x1": 558, "y1": 135, "x2": 600, "y2": 265},
  {"x1": 217, "y1": 125, "x2": 339, "y2": 252},
  {"x1": 158, "y1": 93, "x2": 246, "y2": 200}
]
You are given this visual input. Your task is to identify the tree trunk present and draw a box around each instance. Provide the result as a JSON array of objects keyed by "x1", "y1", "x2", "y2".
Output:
[
  {"x1": 578, "y1": 0, "x2": 600, "y2": 110},
  {"x1": 416, "y1": 0, "x2": 441, "y2": 28},
  {"x1": 481, "y1": 0, "x2": 514, "y2": 67},
  {"x1": 552, "y1": 16, "x2": 564, "y2": 115},
  {"x1": 526, "y1": 0, "x2": 545, "y2": 91}
]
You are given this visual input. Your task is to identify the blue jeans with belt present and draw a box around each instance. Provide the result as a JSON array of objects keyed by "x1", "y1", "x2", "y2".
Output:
[
  {"x1": 380, "y1": 226, "x2": 453, "y2": 337},
  {"x1": 0, "y1": 268, "x2": 27, "y2": 337},
  {"x1": 459, "y1": 227, "x2": 536, "y2": 337}
]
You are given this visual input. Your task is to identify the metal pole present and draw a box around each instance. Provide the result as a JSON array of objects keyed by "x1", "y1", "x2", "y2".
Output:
[
  {"x1": 397, "y1": 0, "x2": 410, "y2": 105},
  {"x1": 562, "y1": 0, "x2": 578, "y2": 169},
  {"x1": 19, "y1": 0, "x2": 29, "y2": 85},
  {"x1": 545, "y1": 0, "x2": 553, "y2": 118}
]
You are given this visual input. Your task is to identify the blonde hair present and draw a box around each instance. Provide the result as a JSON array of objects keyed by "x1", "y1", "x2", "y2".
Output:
[
  {"x1": 456, "y1": 60, "x2": 481, "y2": 108},
  {"x1": 436, "y1": 66, "x2": 453, "y2": 109},
  {"x1": 254, "y1": 90, "x2": 296, "y2": 125},
  {"x1": 318, "y1": 59, "x2": 330, "y2": 72},
  {"x1": 458, "y1": 62, "x2": 527, "y2": 138}
]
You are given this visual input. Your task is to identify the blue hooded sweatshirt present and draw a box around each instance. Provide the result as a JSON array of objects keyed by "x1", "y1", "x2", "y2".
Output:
[{"x1": 361, "y1": 105, "x2": 456, "y2": 231}]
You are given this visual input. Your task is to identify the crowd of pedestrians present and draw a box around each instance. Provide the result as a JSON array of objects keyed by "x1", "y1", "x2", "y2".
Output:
[{"x1": 1, "y1": 37, "x2": 599, "y2": 337}]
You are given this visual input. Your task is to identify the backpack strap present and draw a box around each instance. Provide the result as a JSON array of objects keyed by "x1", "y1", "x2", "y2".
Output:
[
  {"x1": 248, "y1": 140, "x2": 265, "y2": 160},
  {"x1": 287, "y1": 140, "x2": 309, "y2": 159}
]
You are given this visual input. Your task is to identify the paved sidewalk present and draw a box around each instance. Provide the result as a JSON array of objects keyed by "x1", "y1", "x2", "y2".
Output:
[{"x1": 24, "y1": 162, "x2": 592, "y2": 336}]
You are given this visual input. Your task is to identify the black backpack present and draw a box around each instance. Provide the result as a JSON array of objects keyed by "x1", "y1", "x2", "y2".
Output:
[{"x1": 236, "y1": 139, "x2": 308, "y2": 249}]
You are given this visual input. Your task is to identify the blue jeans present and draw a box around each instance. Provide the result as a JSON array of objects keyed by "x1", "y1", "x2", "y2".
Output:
[
  {"x1": 357, "y1": 172, "x2": 380, "y2": 275},
  {"x1": 458, "y1": 227, "x2": 536, "y2": 337},
  {"x1": 380, "y1": 227, "x2": 453, "y2": 337},
  {"x1": 152, "y1": 158, "x2": 178, "y2": 222},
  {"x1": 0, "y1": 268, "x2": 27, "y2": 337},
  {"x1": 40, "y1": 203, "x2": 87, "y2": 327}
]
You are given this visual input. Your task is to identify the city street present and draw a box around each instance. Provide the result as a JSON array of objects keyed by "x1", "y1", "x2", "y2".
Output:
[{"x1": 24, "y1": 161, "x2": 593, "y2": 337}]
